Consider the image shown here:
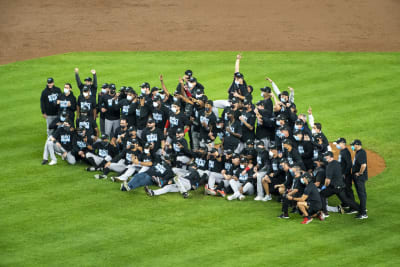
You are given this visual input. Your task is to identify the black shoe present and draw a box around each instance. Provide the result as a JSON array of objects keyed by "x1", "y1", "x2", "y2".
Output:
[
  {"x1": 182, "y1": 192, "x2": 189, "y2": 199},
  {"x1": 144, "y1": 186, "x2": 154, "y2": 196},
  {"x1": 278, "y1": 213, "x2": 289, "y2": 219},
  {"x1": 41, "y1": 159, "x2": 48, "y2": 165},
  {"x1": 355, "y1": 213, "x2": 368, "y2": 219},
  {"x1": 345, "y1": 209, "x2": 358, "y2": 214}
]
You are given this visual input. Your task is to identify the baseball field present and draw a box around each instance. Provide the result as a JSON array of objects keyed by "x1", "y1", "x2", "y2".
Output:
[{"x1": 1, "y1": 1, "x2": 399, "y2": 266}]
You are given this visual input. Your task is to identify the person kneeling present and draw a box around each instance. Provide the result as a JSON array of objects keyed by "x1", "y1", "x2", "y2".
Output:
[{"x1": 287, "y1": 173, "x2": 323, "y2": 224}]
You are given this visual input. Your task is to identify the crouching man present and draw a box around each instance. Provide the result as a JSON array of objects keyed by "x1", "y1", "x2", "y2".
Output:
[{"x1": 287, "y1": 173, "x2": 323, "y2": 224}]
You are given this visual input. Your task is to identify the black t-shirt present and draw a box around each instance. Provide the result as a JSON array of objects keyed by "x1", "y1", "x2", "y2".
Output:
[
  {"x1": 117, "y1": 99, "x2": 136, "y2": 126},
  {"x1": 168, "y1": 111, "x2": 189, "y2": 137},
  {"x1": 240, "y1": 110, "x2": 256, "y2": 142},
  {"x1": 151, "y1": 105, "x2": 169, "y2": 130},
  {"x1": 147, "y1": 161, "x2": 174, "y2": 182},
  {"x1": 76, "y1": 117, "x2": 98, "y2": 137},
  {"x1": 72, "y1": 133, "x2": 93, "y2": 154},
  {"x1": 352, "y1": 149, "x2": 368, "y2": 180},
  {"x1": 222, "y1": 156, "x2": 233, "y2": 175},
  {"x1": 194, "y1": 153, "x2": 208, "y2": 171},
  {"x1": 58, "y1": 93, "x2": 77, "y2": 120},
  {"x1": 142, "y1": 127, "x2": 164, "y2": 152},
  {"x1": 326, "y1": 160, "x2": 345, "y2": 187},
  {"x1": 208, "y1": 156, "x2": 223, "y2": 173},
  {"x1": 199, "y1": 110, "x2": 217, "y2": 142},
  {"x1": 135, "y1": 104, "x2": 151, "y2": 130},
  {"x1": 338, "y1": 148, "x2": 352, "y2": 176},
  {"x1": 53, "y1": 127, "x2": 73, "y2": 151},
  {"x1": 304, "y1": 183, "x2": 322, "y2": 209},
  {"x1": 183, "y1": 168, "x2": 201, "y2": 188},
  {"x1": 313, "y1": 166, "x2": 326, "y2": 186},
  {"x1": 223, "y1": 120, "x2": 242, "y2": 150},
  {"x1": 78, "y1": 95, "x2": 97, "y2": 115}
]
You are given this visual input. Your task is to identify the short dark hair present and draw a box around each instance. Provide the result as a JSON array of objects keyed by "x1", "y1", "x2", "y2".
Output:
[
  {"x1": 65, "y1": 83, "x2": 72, "y2": 89},
  {"x1": 314, "y1": 123, "x2": 322, "y2": 130}
]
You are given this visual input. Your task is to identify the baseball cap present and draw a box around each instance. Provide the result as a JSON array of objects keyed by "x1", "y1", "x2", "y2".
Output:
[
  {"x1": 351, "y1": 139, "x2": 362, "y2": 146},
  {"x1": 147, "y1": 118, "x2": 155, "y2": 124},
  {"x1": 243, "y1": 98, "x2": 251, "y2": 106},
  {"x1": 333, "y1": 137, "x2": 347, "y2": 145},
  {"x1": 256, "y1": 100, "x2": 264, "y2": 106},
  {"x1": 101, "y1": 134, "x2": 109, "y2": 140},
  {"x1": 232, "y1": 153, "x2": 240, "y2": 159},
  {"x1": 323, "y1": 151, "x2": 334, "y2": 158},
  {"x1": 140, "y1": 82, "x2": 150, "y2": 88},
  {"x1": 231, "y1": 97, "x2": 239, "y2": 104},
  {"x1": 189, "y1": 77, "x2": 197, "y2": 83},
  {"x1": 281, "y1": 91, "x2": 289, "y2": 96},
  {"x1": 101, "y1": 83, "x2": 109, "y2": 89},
  {"x1": 225, "y1": 149, "x2": 233, "y2": 155},
  {"x1": 82, "y1": 85, "x2": 90, "y2": 92},
  {"x1": 176, "y1": 128, "x2": 184, "y2": 134},
  {"x1": 260, "y1": 86, "x2": 271, "y2": 93},
  {"x1": 234, "y1": 72, "x2": 244, "y2": 78},
  {"x1": 110, "y1": 84, "x2": 116, "y2": 90},
  {"x1": 151, "y1": 87, "x2": 160, "y2": 93},
  {"x1": 84, "y1": 77, "x2": 92, "y2": 82},
  {"x1": 47, "y1": 78, "x2": 54, "y2": 83},
  {"x1": 282, "y1": 138, "x2": 293, "y2": 146},
  {"x1": 185, "y1": 70, "x2": 193, "y2": 77}
]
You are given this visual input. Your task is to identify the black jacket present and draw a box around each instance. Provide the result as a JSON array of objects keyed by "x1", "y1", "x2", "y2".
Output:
[{"x1": 40, "y1": 86, "x2": 62, "y2": 115}]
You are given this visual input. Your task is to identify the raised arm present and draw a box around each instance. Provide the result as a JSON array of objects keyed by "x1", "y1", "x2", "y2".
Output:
[
  {"x1": 75, "y1": 68, "x2": 82, "y2": 88},
  {"x1": 288, "y1": 87, "x2": 294, "y2": 103},
  {"x1": 91, "y1": 69, "x2": 97, "y2": 88},
  {"x1": 307, "y1": 106, "x2": 314, "y2": 128},
  {"x1": 159, "y1": 75, "x2": 170, "y2": 97},
  {"x1": 235, "y1": 54, "x2": 242, "y2": 73},
  {"x1": 266, "y1": 77, "x2": 281, "y2": 96}
]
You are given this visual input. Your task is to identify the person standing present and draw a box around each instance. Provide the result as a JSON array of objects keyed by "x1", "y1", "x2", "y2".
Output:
[
  {"x1": 74, "y1": 68, "x2": 97, "y2": 97},
  {"x1": 320, "y1": 151, "x2": 361, "y2": 218},
  {"x1": 334, "y1": 137, "x2": 355, "y2": 206},
  {"x1": 351, "y1": 139, "x2": 368, "y2": 219},
  {"x1": 40, "y1": 78, "x2": 62, "y2": 136}
]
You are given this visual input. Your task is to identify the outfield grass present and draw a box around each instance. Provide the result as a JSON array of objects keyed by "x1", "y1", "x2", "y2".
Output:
[{"x1": 0, "y1": 52, "x2": 399, "y2": 266}]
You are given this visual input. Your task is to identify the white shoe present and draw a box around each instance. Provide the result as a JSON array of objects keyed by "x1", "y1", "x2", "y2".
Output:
[
  {"x1": 227, "y1": 193, "x2": 239, "y2": 201},
  {"x1": 254, "y1": 196, "x2": 264, "y2": 201},
  {"x1": 48, "y1": 160, "x2": 57, "y2": 166},
  {"x1": 262, "y1": 195, "x2": 272, "y2": 202},
  {"x1": 239, "y1": 195, "x2": 246, "y2": 201}
]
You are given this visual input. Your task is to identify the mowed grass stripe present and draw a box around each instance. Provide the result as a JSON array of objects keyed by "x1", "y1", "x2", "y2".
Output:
[{"x1": 0, "y1": 51, "x2": 399, "y2": 266}]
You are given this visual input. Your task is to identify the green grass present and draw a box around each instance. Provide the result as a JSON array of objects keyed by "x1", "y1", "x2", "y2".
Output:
[{"x1": 0, "y1": 51, "x2": 400, "y2": 266}]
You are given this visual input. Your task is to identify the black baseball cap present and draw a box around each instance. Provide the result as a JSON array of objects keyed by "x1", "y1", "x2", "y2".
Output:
[
  {"x1": 323, "y1": 151, "x2": 334, "y2": 158},
  {"x1": 101, "y1": 83, "x2": 109, "y2": 89},
  {"x1": 47, "y1": 78, "x2": 54, "y2": 83},
  {"x1": 256, "y1": 100, "x2": 264, "y2": 106},
  {"x1": 195, "y1": 88, "x2": 204, "y2": 95},
  {"x1": 128, "y1": 126, "x2": 137, "y2": 132},
  {"x1": 84, "y1": 77, "x2": 92, "y2": 82},
  {"x1": 176, "y1": 128, "x2": 184, "y2": 134},
  {"x1": 210, "y1": 148, "x2": 217, "y2": 154},
  {"x1": 231, "y1": 97, "x2": 239, "y2": 104},
  {"x1": 101, "y1": 134, "x2": 109, "y2": 140},
  {"x1": 255, "y1": 140, "x2": 264, "y2": 147},
  {"x1": 351, "y1": 139, "x2": 362, "y2": 146},
  {"x1": 260, "y1": 86, "x2": 271, "y2": 93},
  {"x1": 225, "y1": 149, "x2": 233, "y2": 155},
  {"x1": 189, "y1": 77, "x2": 197, "y2": 83},
  {"x1": 140, "y1": 82, "x2": 150, "y2": 88},
  {"x1": 110, "y1": 84, "x2": 116, "y2": 90},
  {"x1": 243, "y1": 98, "x2": 251, "y2": 106},
  {"x1": 281, "y1": 91, "x2": 289, "y2": 96},
  {"x1": 120, "y1": 86, "x2": 126, "y2": 92},
  {"x1": 147, "y1": 118, "x2": 155, "y2": 124},
  {"x1": 293, "y1": 130, "x2": 303, "y2": 136},
  {"x1": 240, "y1": 157, "x2": 248, "y2": 163},
  {"x1": 334, "y1": 138, "x2": 347, "y2": 145},
  {"x1": 151, "y1": 87, "x2": 160, "y2": 93},
  {"x1": 246, "y1": 139, "x2": 254, "y2": 146},
  {"x1": 279, "y1": 126, "x2": 290, "y2": 132},
  {"x1": 82, "y1": 85, "x2": 90, "y2": 92},
  {"x1": 276, "y1": 114, "x2": 287, "y2": 121},
  {"x1": 232, "y1": 153, "x2": 240, "y2": 159},
  {"x1": 185, "y1": 70, "x2": 193, "y2": 77},
  {"x1": 282, "y1": 139, "x2": 292, "y2": 146},
  {"x1": 234, "y1": 72, "x2": 244, "y2": 78}
]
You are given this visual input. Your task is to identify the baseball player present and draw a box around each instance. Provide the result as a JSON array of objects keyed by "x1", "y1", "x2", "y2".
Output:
[
  {"x1": 74, "y1": 68, "x2": 97, "y2": 97},
  {"x1": 145, "y1": 162, "x2": 200, "y2": 199},
  {"x1": 42, "y1": 121, "x2": 76, "y2": 165},
  {"x1": 40, "y1": 77, "x2": 62, "y2": 136},
  {"x1": 85, "y1": 134, "x2": 118, "y2": 171},
  {"x1": 57, "y1": 83, "x2": 77, "y2": 126}
]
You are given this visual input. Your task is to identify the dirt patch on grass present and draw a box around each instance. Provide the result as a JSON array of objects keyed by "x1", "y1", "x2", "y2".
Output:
[{"x1": 1, "y1": 0, "x2": 400, "y2": 65}]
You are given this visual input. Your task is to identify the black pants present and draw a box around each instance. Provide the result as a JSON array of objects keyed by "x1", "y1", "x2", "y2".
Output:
[
  {"x1": 282, "y1": 197, "x2": 296, "y2": 214},
  {"x1": 354, "y1": 176, "x2": 367, "y2": 215},
  {"x1": 343, "y1": 174, "x2": 355, "y2": 202},
  {"x1": 320, "y1": 186, "x2": 360, "y2": 213}
]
